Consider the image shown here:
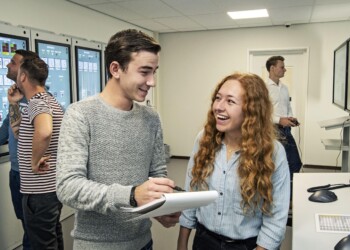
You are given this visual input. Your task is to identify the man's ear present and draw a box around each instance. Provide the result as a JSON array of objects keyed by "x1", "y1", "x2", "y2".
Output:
[
  {"x1": 19, "y1": 71, "x2": 26, "y2": 83},
  {"x1": 109, "y1": 61, "x2": 121, "y2": 79}
]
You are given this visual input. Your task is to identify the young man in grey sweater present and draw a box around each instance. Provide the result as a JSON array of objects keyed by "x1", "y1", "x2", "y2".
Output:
[{"x1": 56, "y1": 29, "x2": 179, "y2": 250}]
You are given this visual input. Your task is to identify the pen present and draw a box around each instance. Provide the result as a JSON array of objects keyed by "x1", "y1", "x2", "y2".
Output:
[
  {"x1": 173, "y1": 186, "x2": 186, "y2": 192},
  {"x1": 148, "y1": 177, "x2": 185, "y2": 191}
]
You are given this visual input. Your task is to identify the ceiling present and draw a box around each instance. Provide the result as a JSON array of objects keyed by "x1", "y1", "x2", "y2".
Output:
[{"x1": 67, "y1": 0, "x2": 350, "y2": 33}]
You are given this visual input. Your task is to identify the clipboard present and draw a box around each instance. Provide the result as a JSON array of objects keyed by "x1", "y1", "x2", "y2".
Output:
[{"x1": 121, "y1": 190, "x2": 218, "y2": 219}]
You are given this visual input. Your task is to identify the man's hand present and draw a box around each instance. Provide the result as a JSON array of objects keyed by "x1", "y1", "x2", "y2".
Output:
[
  {"x1": 135, "y1": 178, "x2": 180, "y2": 228},
  {"x1": 289, "y1": 117, "x2": 300, "y2": 126},
  {"x1": 279, "y1": 117, "x2": 299, "y2": 127},
  {"x1": 135, "y1": 177, "x2": 175, "y2": 206},
  {"x1": 154, "y1": 212, "x2": 180, "y2": 228},
  {"x1": 32, "y1": 155, "x2": 51, "y2": 174},
  {"x1": 7, "y1": 84, "x2": 24, "y2": 104}
]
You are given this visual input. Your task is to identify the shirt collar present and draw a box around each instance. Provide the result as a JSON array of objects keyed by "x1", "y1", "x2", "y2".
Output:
[{"x1": 267, "y1": 78, "x2": 280, "y2": 86}]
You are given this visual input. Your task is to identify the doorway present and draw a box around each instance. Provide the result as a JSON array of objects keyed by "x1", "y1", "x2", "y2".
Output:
[{"x1": 248, "y1": 48, "x2": 309, "y2": 161}]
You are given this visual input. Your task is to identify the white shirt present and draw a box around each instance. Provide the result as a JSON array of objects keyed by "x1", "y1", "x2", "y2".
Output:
[{"x1": 266, "y1": 78, "x2": 293, "y2": 124}]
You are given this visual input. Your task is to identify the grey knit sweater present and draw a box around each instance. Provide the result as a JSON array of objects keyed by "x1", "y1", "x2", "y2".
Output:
[{"x1": 56, "y1": 95, "x2": 167, "y2": 249}]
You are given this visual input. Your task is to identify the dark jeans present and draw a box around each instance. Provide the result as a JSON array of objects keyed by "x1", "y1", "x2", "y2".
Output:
[
  {"x1": 193, "y1": 224, "x2": 257, "y2": 250},
  {"x1": 277, "y1": 126, "x2": 302, "y2": 179},
  {"x1": 140, "y1": 239, "x2": 153, "y2": 250},
  {"x1": 9, "y1": 170, "x2": 31, "y2": 250},
  {"x1": 22, "y1": 192, "x2": 64, "y2": 250}
]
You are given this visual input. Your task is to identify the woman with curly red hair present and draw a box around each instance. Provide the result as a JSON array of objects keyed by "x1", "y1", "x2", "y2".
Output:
[{"x1": 177, "y1": 73, "x2": 290, "y2": 250}]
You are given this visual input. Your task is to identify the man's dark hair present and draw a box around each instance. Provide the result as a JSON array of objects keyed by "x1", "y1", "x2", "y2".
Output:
[
  {"x1": 105, "y1": 29, "x2": 161, "y2": 78},
  {"x1": 20, "y1": 58, "x2": 48, "y2": 87},
  {"x1": 15, "y1": 49, "x2": 39, "y2": 62},
  {"x1": 266, "y1": 55, "x2": 285, "y2": 72}
]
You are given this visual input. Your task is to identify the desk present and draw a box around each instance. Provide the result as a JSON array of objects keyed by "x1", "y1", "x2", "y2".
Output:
[
  {"x1": 319, "y1": 116, "x2": 350, "y2": 172},
  {"x1": 293, "y1": 173, "x2": 350, "y2": 250}
]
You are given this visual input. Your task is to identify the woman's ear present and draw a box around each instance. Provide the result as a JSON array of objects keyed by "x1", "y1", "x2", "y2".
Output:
[{"x1": 109, "y1": 61, "x2": 120, "y2": 79}]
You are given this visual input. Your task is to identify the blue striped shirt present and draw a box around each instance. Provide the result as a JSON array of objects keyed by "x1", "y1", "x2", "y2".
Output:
[{"x1": 180, "y1": 131, "x2": 290, "y2": 250}]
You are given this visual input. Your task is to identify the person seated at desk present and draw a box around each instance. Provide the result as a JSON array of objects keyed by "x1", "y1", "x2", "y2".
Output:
[{"x1": 177, "y1": 73, "x2": 290, "y2": 250}]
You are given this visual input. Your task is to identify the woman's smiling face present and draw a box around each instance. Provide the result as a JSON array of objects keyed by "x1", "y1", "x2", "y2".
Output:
[{"x1": 212, "y1": 79, "x2": 245, "y2": 136}]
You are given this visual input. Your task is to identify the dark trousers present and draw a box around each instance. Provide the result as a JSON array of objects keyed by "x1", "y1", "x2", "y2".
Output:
[
  {"x1": 140, "y1": 239, "x2": 153, "y2": 250},
  {"x1": 277, "y1": 126, "x2": 302, "y2": 179},
  {"x1": 22, "y1": 192, "x2": 64, "y2": 250},
  {"x1": 9, "y1": 170, "x2": 31, "y2": 250},
  {"x1": 193, "y1": 223, "x2": 257, "y2": 250}
]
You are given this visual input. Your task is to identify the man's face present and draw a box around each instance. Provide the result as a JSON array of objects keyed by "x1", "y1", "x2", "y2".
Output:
[
  {"x1": 16, "y1": 68, "x2": 25, "y2": 93},
  {"x1": 271, "y1": 60, "x2": 286, "y2": 79},
  {"x1": 6, "y1": 53, "x2": 23, "y2": 82},
  {"x1": 118, "y1": 51, "x2": 159, "y2": 103}
]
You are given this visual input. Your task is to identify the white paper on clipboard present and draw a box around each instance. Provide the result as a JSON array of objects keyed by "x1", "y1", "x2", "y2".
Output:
[{"x1": 121, "y1": 190, "x2": 218, "y2": 219}]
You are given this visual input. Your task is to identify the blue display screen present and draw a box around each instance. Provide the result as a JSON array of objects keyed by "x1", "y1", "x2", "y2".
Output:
[
  {"x1": 76, "y1": 47, "x2": 101, "y2": 100},
  {"x1": 36, "y1": 40, "x2": 72, "y2": 109},
  {"x1": 0, "y1": 34, "x2": 28, "y2": 126}
]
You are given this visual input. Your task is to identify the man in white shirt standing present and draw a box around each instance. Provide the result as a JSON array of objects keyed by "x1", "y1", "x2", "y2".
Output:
[{"x1": 266, "y1": 55, "x2": 302, "y2": 179}]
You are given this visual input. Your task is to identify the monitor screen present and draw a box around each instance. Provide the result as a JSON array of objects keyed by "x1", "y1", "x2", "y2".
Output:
[
  {"x1": 346, "y1": 40, "x2": 350, "y2": 111},
  {"x1": 36, "y1": 40, "x2": 72, "y2": 110},
  {"x1": 0, "y1": 33, "x2": 29, "y2": 126},
  {"x1": 333, "y1": 41, "x2": 348, "y2": 110},
  {"x1": 75, "y1": 46, "x2": 102, "y2": 100}
]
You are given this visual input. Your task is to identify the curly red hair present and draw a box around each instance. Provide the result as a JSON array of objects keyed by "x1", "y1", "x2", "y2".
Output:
[{"x1": 190, "y1": 72, "x2": 276, "y2": 215}]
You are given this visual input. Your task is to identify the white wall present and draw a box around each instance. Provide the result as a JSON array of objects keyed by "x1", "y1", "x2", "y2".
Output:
[{"x1": 159, "y1": 21, "x2": 350, "y2": 166}]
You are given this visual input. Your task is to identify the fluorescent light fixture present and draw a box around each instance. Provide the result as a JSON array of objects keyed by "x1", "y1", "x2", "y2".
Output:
[{"x1": 227, "y1": 9, "x2": 269, "y2": 19}]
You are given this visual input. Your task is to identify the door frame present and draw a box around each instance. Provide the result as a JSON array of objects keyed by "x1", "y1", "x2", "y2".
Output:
[{"x1": 247, "y1": 47, "x2": 310, "y2": 161}]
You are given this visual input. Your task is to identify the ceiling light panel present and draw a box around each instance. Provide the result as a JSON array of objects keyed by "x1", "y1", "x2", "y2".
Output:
[{"x1": 227, "y1": 9, "x2": 269, "y2": 19}]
